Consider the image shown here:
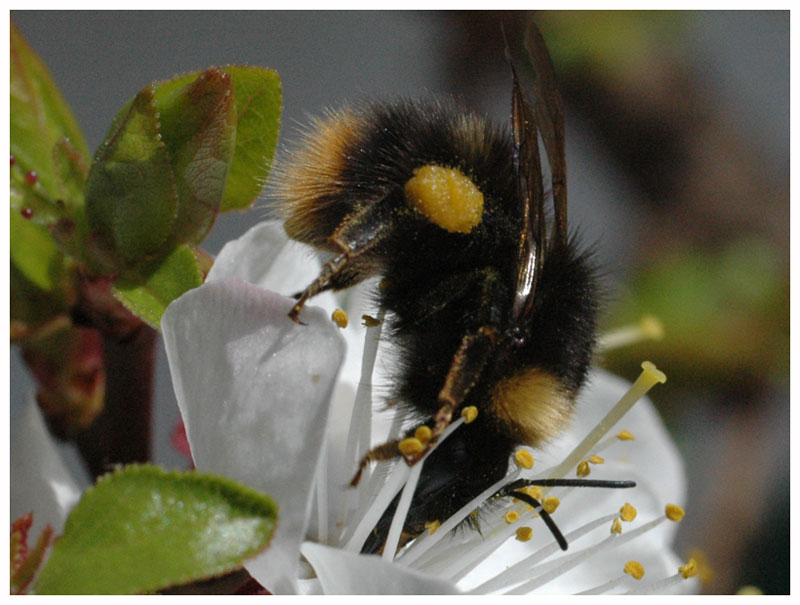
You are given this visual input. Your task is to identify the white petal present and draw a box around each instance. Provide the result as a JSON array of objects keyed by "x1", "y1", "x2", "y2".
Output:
[
  {"x1": 301, "y1": 542, "x2": 458, "y2": 594},
  {"x1": 10, "y1": 395, "x2": 82, "y2": 537},
  {"x1": 161, "y1": 279, "x2": 345, "y2": 594},
  {"x1": 207, "y1": 220, "x2": 321, "y2": 296}
]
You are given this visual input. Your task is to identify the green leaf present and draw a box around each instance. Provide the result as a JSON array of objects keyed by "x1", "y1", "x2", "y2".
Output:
[
  {"x1": 10, "y1": 207, "x2": 67, "y2": 292},
  {"x1": 152, "y1": 68, "x2": 237, "y2": 245},
  {"x1": 113, "y1": 244, "x2": 203, "y2": 328},
  {"x1": 220, "y1": 65, "x2": 282, "y2": 211},
  {"x1": 85, "y1": 86, "x2": 180, "y2": 266},
  {"x1": 34, "y1": 465, "x2": 278, "y2": 595},
  {"x1": 10, "y1": 23, "x2": 89, "y2": 207}
]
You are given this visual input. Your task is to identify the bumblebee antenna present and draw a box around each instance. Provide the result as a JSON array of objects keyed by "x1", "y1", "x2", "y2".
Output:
[{"x1": 500, "y1": 478, "x2": 636, "y2": 551}]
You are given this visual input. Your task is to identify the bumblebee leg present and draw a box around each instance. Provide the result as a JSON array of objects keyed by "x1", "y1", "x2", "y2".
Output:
[
  {"x1": 289, "y1": 200, "x2": 400, "y2": 323},
  {"x1": 406, "y1": 326, "x2": 498, "y2": 465},
  {"x1": 348, "y1": 440, "x2": 400, "y2": 486}
]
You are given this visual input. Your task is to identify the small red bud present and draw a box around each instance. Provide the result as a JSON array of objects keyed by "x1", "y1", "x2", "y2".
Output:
[
  {"x1": 20, "y1": 207, "x2": 34, "y2": 219},
  {"x1": 24, "y1": 171, "x2": 38, "y2": 185},
  {"x1": 10, "y1": 155, "x2": 15, "y2": 166}
]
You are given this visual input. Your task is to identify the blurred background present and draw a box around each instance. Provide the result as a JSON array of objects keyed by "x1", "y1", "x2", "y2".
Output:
[{"x1": 10, "y1": 11, "x2": 789, "y2": 594}]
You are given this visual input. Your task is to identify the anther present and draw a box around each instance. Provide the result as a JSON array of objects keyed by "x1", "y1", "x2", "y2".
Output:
[
  {"x1": 619, "y1": 502, "x2": 637, "y2": 522},
  {"x1": 665, "y1": 503, "x2": 685, "y2": 522},
  {"x1": 331, "y1": 308, "x2": 348, "y2": 328},
  {"x1": 514, "y1": 449, "x2": 534, "y2": 469},
  {"x1": 624, "y1": 560, "x2": 645, "y2": 580}
]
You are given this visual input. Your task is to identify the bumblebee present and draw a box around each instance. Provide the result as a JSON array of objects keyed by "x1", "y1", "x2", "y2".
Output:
[{"x1": 271, "y1": 22, "x2": 633, "y2": 553}]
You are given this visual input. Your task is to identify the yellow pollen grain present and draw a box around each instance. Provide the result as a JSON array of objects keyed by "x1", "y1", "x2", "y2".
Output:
[
  {"x1": 610, "y1": 518, "x2": 623, "y2": 535},
  {"x1": 398, "y1": 437, "x2": 424, "y2": 457},
  {"x1": 514, "y1": 449, "x2": 534, "y2": 469},
  {"x1": 414, "y1": 425, "x2": 432, "y2": 444},
  {"x1": 588, "y1": 454, "x2": 605, "y2": 465},
  {"x1": 503, "y1": 511, "x2": 519, "y2": 524},
  {"x1": 424, "y1": 520, "x2": 440, "y2": 535},
  {"x1": 405, "y1": 164, "x2": 484, "y2": 233},
  {"x1": 461, "y1": 406, "x2": 478, "y2": 423},
  {"x1": 576, "y1": 460, "x2": 590, "y2": 477},
  {"x1": 665, "y1": 503, "x2": 685, "y2": 522},
  {"x1": 331, "y1": 308, "x2": 348, "y2": 328},
  {"x1": 542, "y1": 497, "x2": 560, "y2": 514},
  {"x1": 617, "y1": 430, "x2": 636, "y2": 441},
  {"x1": 515, "y1": 526, "x2": 533, "y2": 542},
  {"x1": 624, "y1": 560, "x2": 645, "y2": 580},
  {"x1": 361, "y1": 314, "x2": 381, "y2": 327},
  {"x1": 679, "y1": 558, "x2": 698, "y2": 579},
  {"x1": 619, "y1": 502, "x2": 637, "y2": 522}
]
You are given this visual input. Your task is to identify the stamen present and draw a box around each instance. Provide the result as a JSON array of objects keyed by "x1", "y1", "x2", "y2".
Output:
[
  {"x1": 424, "y1": 520, "x2": 440, "y2": 535},
  {"x1": 467, "y1": 513, "x2": 618, "y2": 593},
  {"x1": 382, "y1": 460, "x2": 423, "y2": 560},
  {"x1": 545, "y1": 361, "x2": 666, "y2": 482},
  {"x1": 358, "y1": 417, "x2": 466, "y2": 557},
  {"x1": 610, "y1": 518, "x2": 623, "y2": 534},
  {"x1": 617, "y1": 430, "x2": 636, "y2": 441},
  {"x1": 588, "y1": 454, "x2": 604, "y2": 464},
  {"x1": 597, "y1": 314, "x2": 664, "y2": 351},
  {"x1": 340, "y1": 309, "x2": 385, "y2": 534},
  {"x1": 515, "y1": 526, "x2": 533, "y2": 542},
  {"x1": 414, "y1": 425, "x2": 432, "y2": 444},
  {"x1": 397, "y1": 465, "x2": 522, "y2": 568},
  {"x1": 503, "y1": 511, "x2": 519, "y2": 524},
  {"x1": 626, "y1": 559, "x2": 699, "y2": 595}
]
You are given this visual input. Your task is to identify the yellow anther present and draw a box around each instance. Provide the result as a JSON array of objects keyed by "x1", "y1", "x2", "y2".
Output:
[
  {"x1": 619, "y1": 502, "x2": 637, "y2": 522},
  {"x1": 576, "y1": 460, "x2": 590, "y2": 477},
  {"x1": 679, "y1": 558, "x2": 698, "y2": 579},
  {"x1": 398, "y1": 437, "x2": 424, "y2": 457},
  {"x1": 624, "y1": 560, "x2": 645, "y2": 580},
  {"x1": 588, "y1": 454, "x2": 605, "y2": 465},
  {"x1": 610, "y1": 518, "x2": 623, "y2": 535},
  {"x1": 736, "y1": 586, "x2": 763, "y2": 595},
  {"x1": 641, "y1": 360, "x2": 667, "y2": 385},
  {"x1": 331, "y1": 308, "x2": 348, "y2": 328},
  {"x1": 461, "y1": 406, "x2": 478, "y2": 423},
  {"x1": 542, "y1": 496, "x2": 560, "y2": 514},
  {"x1": 514, "y1": 449, "x2": 534, "y2": 469},
  {"x1": 639, "y1": 314, "x2": 665, "y2": 341},
  {"x1": 503, "y1": 511, "x2": 519, "y2": 524},
  {"x1": 665, "y1": 503, "x2": 685, "y2": 522},
  {"x1": 405, "y1": 164, "x2": 484, "y2": 233},
  {"x1": 688, "y1": 549, "x2": 714, "y2": 585},
  {"x1": 515, "y1": 526, "x2": 533, "y2": 542},
  {"x1": 424, "y1": 520, "x2": 440, "y2": 535},
  {"x1": 523, "y1": 485, "x2": 542, "y2": 501},
  {"x1": 617, "y1": 430, "x2": 636, "y2": 441},
  {"x1": 361, "y1": 314, "x2": 381, "y2": 327},
  {"x1": 414, "y1": 425, "x2": 432, "y2": 444}
]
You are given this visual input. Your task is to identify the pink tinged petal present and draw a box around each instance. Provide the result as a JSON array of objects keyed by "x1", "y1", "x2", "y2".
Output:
[
  {"x1": 301, "y1": 542, "x2": 458, "y2": 594},
  {"x1": 161, "y1": 279, "x2": 345, "y2": 594},
  {"x1": 10, "y1": 395, "x2": 82, "y2": 538}
]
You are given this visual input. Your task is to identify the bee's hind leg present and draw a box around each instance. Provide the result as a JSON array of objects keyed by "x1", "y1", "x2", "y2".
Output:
[{"x1": 288, "y1": 199, "x2": 401, "y2": 323}]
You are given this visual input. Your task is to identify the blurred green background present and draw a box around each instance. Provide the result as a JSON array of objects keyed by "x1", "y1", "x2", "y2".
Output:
[{"x1": 10, "y1": 10, "x2": 788, "y2": 594}]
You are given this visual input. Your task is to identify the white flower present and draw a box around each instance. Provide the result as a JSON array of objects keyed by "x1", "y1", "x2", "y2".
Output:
[{"x1": 161, "y1": 221, "x2": 698, "y2": 595}]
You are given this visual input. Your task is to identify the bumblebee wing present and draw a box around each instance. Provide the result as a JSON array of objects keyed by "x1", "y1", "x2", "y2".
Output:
[
  {"x1": 509, "y1": 63, "x2": 545, "y2": 324},
  {"x1": 506, "y1": 20, "x2": 568, "y2": 325},
  {"x1": 524, "y1": 21, "x2": 568, "y2": 247}
]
